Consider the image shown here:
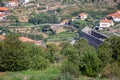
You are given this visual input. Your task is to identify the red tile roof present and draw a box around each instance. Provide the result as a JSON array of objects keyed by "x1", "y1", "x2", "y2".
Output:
[
  {"x1": 100, "y1": 20, "x2": 113, "y2": 23},
  {"x1": 107, "y1": 10, "x2": 120, "y2": 18},
  {"x1": 0, "y1": 7, "x2": 9, "y2": 11},
  {"x1": 79, "y1": 13, "x2": 88, "y2": 16},
  {"x1": 0, "y1": 36, "x2": 5, "y2": 40}
]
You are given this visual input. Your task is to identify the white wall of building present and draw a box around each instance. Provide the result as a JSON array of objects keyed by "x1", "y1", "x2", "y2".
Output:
[
  {"x1": 100, "y1": 22, "x2": 113, "y2": 28},
  {"x1": 113, "y1": 18, "x2": 120, "y2": 22}
]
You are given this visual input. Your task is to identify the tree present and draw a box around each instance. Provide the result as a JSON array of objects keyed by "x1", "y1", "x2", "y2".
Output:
[
  {"x1": 30, "y1": 55, "x2": 50, "y2": 70},
  {"x1": 98, "y1": 36, "x2": 120, "y2": 63},
  {"x1": 61, "y1": 39, "x2": 102, "y2": 77},
  {"x1": 0, "y1": 35, "x2": 30, "y2": 71},
  {"x1": 46, "y1": 44, "x2": 60, "y2": 63},
  {"x1": 72, "y1": 20, "x2": 87, "y2": 30},
  {"x1": 0, "y1": 0, "x2": 5, "y2": 7},
  {"x1": 0, "y1": 35, "x2": 50, "y2": 71},
  {"x1": 97, "y1": 42, "x2": 113, "y2": 66},
  {"x1": 29, "y1": 12, "x2": 59, "y2": 24}
]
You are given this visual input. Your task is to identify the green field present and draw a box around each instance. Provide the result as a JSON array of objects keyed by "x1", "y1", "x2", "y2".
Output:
[
  {"x1": 0, "y1": 64, "x2": 61, "y2": 80},
  {"x1": 47, "y1": 32, "x2": 78, "y2": 42}
]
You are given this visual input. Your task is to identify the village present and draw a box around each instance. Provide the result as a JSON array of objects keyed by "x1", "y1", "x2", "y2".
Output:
[
  {"x1": 0, "y1": 0, "x2": 120, "y2": 80},
  {"x1": 0, "y1": 0, "x2": 120, "y2": 47}
]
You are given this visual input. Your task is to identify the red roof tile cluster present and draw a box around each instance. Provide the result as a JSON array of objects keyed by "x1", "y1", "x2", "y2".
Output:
[
  {"x1": 79, "y1": 13, "x2": 88, "y2": 17},
  {"x1": 100, "y1": 19, "x2": 113, "y2": 23},
  {"x1": 0, "y1": 35, "x2": 5, "y2": 40},
  {"x1": 107, "y1": 10, "x2": 120, "y2": 18},
  {"x1": 9, "y1": 0, "x2": 18, "y2": 3},
  {"x1": 0, "y1": 7, "x2": 9, "y2": 11}
]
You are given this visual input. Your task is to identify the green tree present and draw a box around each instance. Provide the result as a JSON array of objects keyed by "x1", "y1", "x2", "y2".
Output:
[
  {"x1": 98, "y1": 36, "x2": 120, "y2": 63},
  {"x1": 30, "y1": 55, "x2": 50, "y2": 70},
  {"x1": 46, "y1": 44, "x2": 60, "y2": 63},
  {"x1": 0, "y1": 0, "x2": 5, "y2": 7},
  {"x1": 72, "y1": 20, "x2": 87, "y2": 30},
  {"x1": 0, "y1": 35, "x2": 30, "y2": 71},
  {"x1": 61, "y1": 39, "x2": 102, "y2": 77},
  {"x1": 97, "y1": 42, "x2": 113, "y2": 66}
]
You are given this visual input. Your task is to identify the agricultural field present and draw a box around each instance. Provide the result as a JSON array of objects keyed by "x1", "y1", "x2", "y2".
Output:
[{"x1": 47, "y1": 32, "x2": 78, "y2": 42}]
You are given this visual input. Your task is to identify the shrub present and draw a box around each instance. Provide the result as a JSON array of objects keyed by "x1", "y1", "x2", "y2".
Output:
[
  {"x1": 30, "y1": 55, "x2": 50, "y2": 70},
  {"x1": 0, "y1": 35, "x2": 30, "y2": 71}
]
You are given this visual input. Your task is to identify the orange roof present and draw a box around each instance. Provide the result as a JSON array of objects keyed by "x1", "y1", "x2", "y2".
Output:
[
  {"x1": 0, "y1": 36, "x2": 5, "y2": 40},
  {"x1": 61, "y1": 20, "x2": 68, "y2": 23},
  {"x1": 9, "y1": 0, "x2": 18, "y2": 2},
  {"x1": 0, "y1": 7, "x2": 9, "y2": 11},
  {"x1": 100, "y1": 20, "x2": 113, "y2": 23},
  {"x1": 116, "y1": 10, "x2": 120, "y2": 13},
  {"x1": 107, "y1": 13, "x2": 120, "y2": 18},
  {"x1": 18, "y1": 37, "x2": 35, "y2": 42},
  {"x1": 107, "y1": 10, "x2": 120, "y2": 18},
  {"x1": 79, "y1": 13, "x2": 88, "y2": 16}
]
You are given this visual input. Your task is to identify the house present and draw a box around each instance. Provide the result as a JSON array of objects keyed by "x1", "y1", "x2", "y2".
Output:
[
  {"x1": 99, "y1": 19, "x2": 114, "y2": 28},
  {"x1": 78, "y1": 13, "x2": 88, "y2": 20},
  {"x1": 71, "y1": 16, "x2": 77, "y2": 21},
  {"x1": 59, "y1": 20, "x2": 69, "y2": 25},
  {"x1": 0, "y1": 7, "x2": 9, "y2": 15},
  {"x1": 0, "y1": 7, "x2": 9, "y2": 11},
  {"x1": 0, "y1": 7, "x2": 9, "y2": 20},
  {"x1": 6, "y1": 0, "x2": 18, "y2": 7},
  {"x1": 19, "y1": 0, "x2": 30, "y2": 5},
  {"x1": 0, "y1": 35, "x2": 5, "y2": 41},
  {"x1": 107, "y1": 10, "x2": 120, "y2": 22}
]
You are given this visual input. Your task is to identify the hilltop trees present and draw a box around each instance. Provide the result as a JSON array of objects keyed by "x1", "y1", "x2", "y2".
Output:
[
  {"x1": 0, "y1": 35, "x2": 50, "y2": 71},
  {"x1": 61, "y1": 39, "x2": 102, "y2": 77},
  {"x1": 0, "y1": 35, "x2": 30, "y2": 71},
  {"x1": 97, "y1": 36, "x2": 120, "y2": 78},
  {"x1": 98, "y1": 36, "x2": 120, "y2": 64}
]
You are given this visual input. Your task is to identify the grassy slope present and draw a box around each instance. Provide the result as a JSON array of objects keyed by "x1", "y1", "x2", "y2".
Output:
[{"x1": 0, "y1": 64, "x2": 61, "y2": 80}]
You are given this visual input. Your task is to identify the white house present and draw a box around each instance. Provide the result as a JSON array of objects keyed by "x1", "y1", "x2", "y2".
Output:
[
  {"x1": 6, "y1": 0, "x2": 18, "y2": 7},
  {"x1": 78, "y1": 13, "x2": 88, "y2": 20},
  {"x1": 99, "y1": 19, "x2": 114, "y2": 28},
  {"x1": 107, "y1": 10, "x2": 120, "y2": 22},
  {"x1": 19, "y1": 0, "x2": 30, "y2": 5},
  {"x1": 71, "y1": 16, "x2": 77, "y2": 21}
]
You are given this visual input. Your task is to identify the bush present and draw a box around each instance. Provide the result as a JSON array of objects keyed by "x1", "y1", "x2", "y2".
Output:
[
  {"x1": 62, "y1": 39, "x2": 102, "y2": 77},
  {"x1": 0, "y1": 35, "x2": 49, "y2": 71},
  {"x1": 0, "y1": 35, "x2": 30, "y2": 71},
  {"x1": 30, "y1": 55, "x2": 50, "y2": 70}
]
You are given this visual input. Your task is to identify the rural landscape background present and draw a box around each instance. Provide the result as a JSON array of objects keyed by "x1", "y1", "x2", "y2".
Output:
[{"x1": 0, "y1": 0, "x2": 120, "y2": 80}]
